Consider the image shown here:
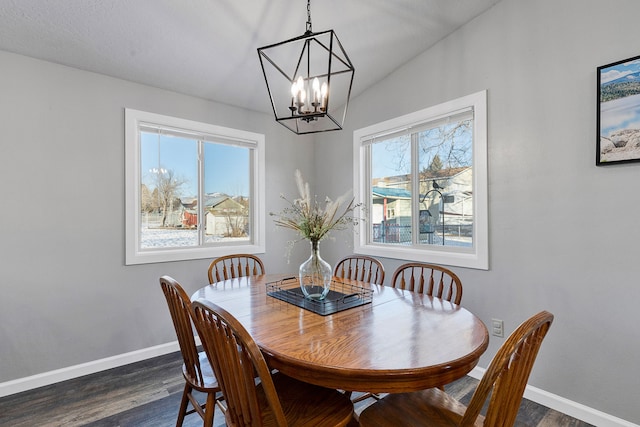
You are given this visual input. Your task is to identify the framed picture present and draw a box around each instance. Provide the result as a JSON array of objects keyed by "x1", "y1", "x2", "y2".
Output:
[{"x1": 597, "y1": 54, "x2": 640, "y2": 165}]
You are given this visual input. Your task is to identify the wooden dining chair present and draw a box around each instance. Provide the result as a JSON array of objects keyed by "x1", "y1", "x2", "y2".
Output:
[
  {"x1": 159, "y1": 276, "x2": 221, "y2": 427},
  {"x1": 333, "y1": 255, "x2": 386, "y2": 404},
  {"x1": 334, "y1": 255, "x2": 386, "y2": 285},
  {"x1": 359, "y1": 311, "x2": 554, "y2": 427},
  {"x1": 207, "y1": 253, "x2": 265, "y2": 284},
  {"x1": 390, "y1": 262, "x2": 463, "y2": 305},
  {"x1": 190, "y1": 298, "x2": 355, "y2": 427}
]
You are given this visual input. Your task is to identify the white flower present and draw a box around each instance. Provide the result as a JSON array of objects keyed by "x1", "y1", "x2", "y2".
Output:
[{"x1": 270, "y1": 170, "x2": 362, "y2": 245}]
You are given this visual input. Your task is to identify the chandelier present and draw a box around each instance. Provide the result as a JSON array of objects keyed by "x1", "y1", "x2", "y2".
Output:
[{"x1": 257, "y1": 0, "x2": 355, "y2": 135}]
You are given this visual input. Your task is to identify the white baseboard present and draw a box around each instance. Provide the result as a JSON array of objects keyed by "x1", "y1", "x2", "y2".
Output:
[
  {"x1": 0, "y1": 341, "x2": 182, "y2": 398},
  {"x1": 468, "y1": 367, "x2": 639, "y2": 427},
  {"x1": 1, "y1": 346, "x2": 636, "y2": 427}
]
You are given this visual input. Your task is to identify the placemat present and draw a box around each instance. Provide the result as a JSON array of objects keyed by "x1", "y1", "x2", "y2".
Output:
[{"x1": 266, "y1": 277, "x2": 373, "y2": 316}]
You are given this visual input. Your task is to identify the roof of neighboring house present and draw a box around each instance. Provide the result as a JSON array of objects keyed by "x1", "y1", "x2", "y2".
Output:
[
  {"x1": 372, "y1": 166, "x2": 471, "y2": 187},
  {"x1": 204, "y1": 195, "x2": 229, "y2": 208},
  {"x1": 421, "y1": 166, "x2": 470, "y2": 180},
  {"x1": 372, "y1": 186, "x2": 411, "y2": 199},
  {"x1": 180, "y1": 198, "x2": 198, "y2": 209},
  {"x1": 180, "y1": 194, "x2": 242, "y2": 210}
]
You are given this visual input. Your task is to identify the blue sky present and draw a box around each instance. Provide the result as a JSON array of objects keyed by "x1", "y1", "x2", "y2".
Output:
[
  {"x1": 599, "y1": 58, "x2": 640, "y2": 137},
  {"x1": 370, "y1": 126, "x2": 472, "y2": 180},
  {"x1": 140, "y1": 124, "x2": 470, "y2": 199},
  {"x1": 600, "y1": 58, "x2": 640, "y2": 84},
  {"x1": 141, "y1": 132, "x2": 249, "y2": 197}
]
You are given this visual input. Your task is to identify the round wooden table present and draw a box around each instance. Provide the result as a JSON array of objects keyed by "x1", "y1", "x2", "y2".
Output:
[{"x1": 192, "y1": 274, "x2": 489, "y2": 393}]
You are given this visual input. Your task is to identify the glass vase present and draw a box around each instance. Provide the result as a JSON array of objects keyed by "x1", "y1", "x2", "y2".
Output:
[{"x1": 299, "y1": 240, "x2": 332, "y2": 300}]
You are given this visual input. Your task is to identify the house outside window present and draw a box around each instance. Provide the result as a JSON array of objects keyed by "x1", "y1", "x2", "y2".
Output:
[
  {"x1": 353, "y1": 91, "x2": 488, "y2": 270},
  {"x1": 125, "y1": 109, "x2": 265, "y2": 265}
]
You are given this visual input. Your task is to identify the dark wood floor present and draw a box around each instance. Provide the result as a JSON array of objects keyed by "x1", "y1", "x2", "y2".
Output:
[{"x1": 0, "y1": 351, "x2": 593, "y2": 426}]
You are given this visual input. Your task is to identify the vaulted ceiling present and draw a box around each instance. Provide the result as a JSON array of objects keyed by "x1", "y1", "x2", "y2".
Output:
[{"x1": 0, "y1": 0, "x2": 501, "y2": 113}]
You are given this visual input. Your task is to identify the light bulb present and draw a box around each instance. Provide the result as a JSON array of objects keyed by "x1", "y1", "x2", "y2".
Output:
[
  {"x1": 312, "y1": 78, "x2": 320, "y2": 105},
  {"x1": 321, "y1": 82, "x2": 328, "y2": 110}
]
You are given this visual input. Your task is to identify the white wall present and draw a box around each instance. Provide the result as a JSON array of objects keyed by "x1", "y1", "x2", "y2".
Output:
[
  {"x1": 2, "y1": 0, "x2": 640, "y2": 424},
  {"x1": 0, "y1": 50, "x2": 312, "y2": 381},
  {"x1": 318, "y1": 0, "x2": 640, "y2": 423}
]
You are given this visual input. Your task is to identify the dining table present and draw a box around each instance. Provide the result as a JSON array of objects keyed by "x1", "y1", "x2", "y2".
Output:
[{"x1": 192, "y1": 273, "x2": 489, "y2": 394}]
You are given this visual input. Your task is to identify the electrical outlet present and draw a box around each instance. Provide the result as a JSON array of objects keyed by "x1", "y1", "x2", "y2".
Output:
[{"x1": 491, "y1": 318, "x2": 504, "y2": 337}]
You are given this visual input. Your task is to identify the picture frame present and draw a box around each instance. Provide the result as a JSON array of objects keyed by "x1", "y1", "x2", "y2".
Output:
[{"x1": 597, "y1": 54, "x2": 640, "y2": 165}]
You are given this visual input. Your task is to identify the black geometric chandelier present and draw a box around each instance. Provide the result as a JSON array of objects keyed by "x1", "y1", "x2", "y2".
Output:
[{"x1": 257, "y1": 0, "x2": 355, "y2": 135}]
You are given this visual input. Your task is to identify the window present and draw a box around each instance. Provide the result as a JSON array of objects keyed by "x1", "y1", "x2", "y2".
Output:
[
  {"x1": 125, "y1": 109, "x2": 265, "y2": 265},
  {"x1": 353, "y1": 91, "x2": 487, "y2": 270}
]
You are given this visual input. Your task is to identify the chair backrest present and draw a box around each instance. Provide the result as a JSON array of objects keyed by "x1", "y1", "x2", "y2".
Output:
[
  {"x1": 461, "y1": 311, "x2": 554, "y2": 427},
  {"x1": 159, "y1": 275, "x2": 206, "y2": 387},
  {"x1": 208, "y1": 254, "x2": 265, "y2": 284},
  {"x1": 334, "y1": 255, "x2": 385, "y2": 285},
  {"x1": 190, "y1": 298, "x2": 288, "y2": 426},
  {"x1": 390, "y1": 262, "x2": 463, "y2": 304}
]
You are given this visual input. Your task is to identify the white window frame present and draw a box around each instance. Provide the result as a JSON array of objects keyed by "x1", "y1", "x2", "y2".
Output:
[
  {"x1": 353, "y1": 90, "x2": 488, "y2": 270},
  {"x1": 125, "y1": 108, "x2": 266, "y2": 265}
]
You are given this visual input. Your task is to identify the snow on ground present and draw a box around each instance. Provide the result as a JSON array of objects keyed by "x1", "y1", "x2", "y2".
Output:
[
  {"x1": 140, "y1": 227, "x2": 471, "y2": 249},
  {"x1": 141, "y1": 227, "x2": 199, "y2": 248}
]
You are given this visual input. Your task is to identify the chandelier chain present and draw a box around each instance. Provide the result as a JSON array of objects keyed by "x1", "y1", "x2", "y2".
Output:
[{"x1": 306, "y1": 0, "x2": 312, "y2": 33}]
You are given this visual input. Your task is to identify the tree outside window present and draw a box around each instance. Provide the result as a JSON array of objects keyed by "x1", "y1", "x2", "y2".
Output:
[
  {"x1": 125, "y1": 109, "x2": 265, "y2": 265},
  {"x1": 354, "y1": 91, "x2": 488, "y2": 270}
]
